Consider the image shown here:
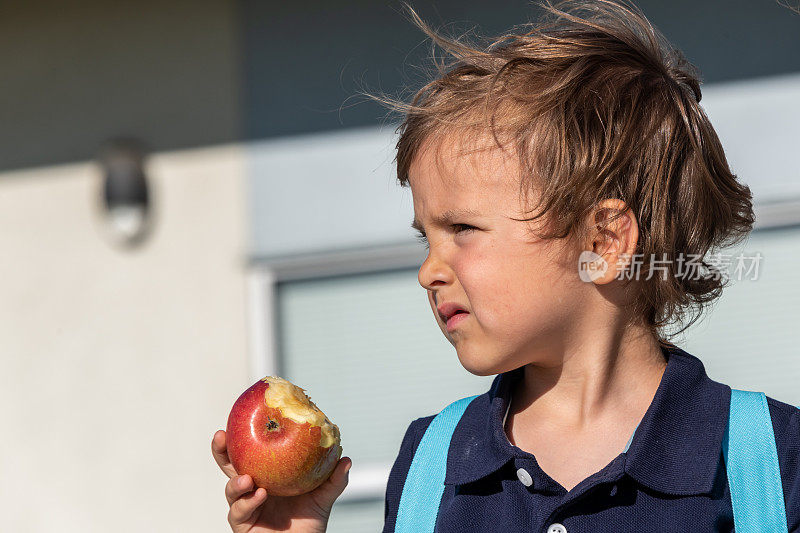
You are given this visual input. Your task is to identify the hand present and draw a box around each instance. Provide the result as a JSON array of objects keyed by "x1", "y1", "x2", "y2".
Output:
[{"x1": 212, "y1": 429, "x2": 352, "y2": 533}]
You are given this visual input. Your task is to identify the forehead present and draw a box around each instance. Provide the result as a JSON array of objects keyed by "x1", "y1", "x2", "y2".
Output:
[{"x1": 407, "y1": 131, "x2": 523, "y2": 207}]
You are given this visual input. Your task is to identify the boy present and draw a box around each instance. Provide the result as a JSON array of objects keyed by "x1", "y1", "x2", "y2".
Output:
[{"x1": 212, "y1": 0, "x2": 800, "y2": 531}]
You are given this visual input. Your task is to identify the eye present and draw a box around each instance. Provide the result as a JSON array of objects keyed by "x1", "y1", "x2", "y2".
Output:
[
  {"x1": 414, "y1": 230, "x2": 429, "y2": 250},
  {"x1": 452, "y1": 223, "x2": 476, "y2": 235},
  {"x1": 413, "y1": 224, "x2": 475, "y2": 250}
]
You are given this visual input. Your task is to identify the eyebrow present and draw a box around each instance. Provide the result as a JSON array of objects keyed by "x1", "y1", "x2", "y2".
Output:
[{"x1": 411, "y1": 208, "x2": 482, "y2": 233}]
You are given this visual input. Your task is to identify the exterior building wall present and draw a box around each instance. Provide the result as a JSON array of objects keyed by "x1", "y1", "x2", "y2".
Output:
[{"x1": 0, "y1": 144, "x2": 250, "y2": 532}]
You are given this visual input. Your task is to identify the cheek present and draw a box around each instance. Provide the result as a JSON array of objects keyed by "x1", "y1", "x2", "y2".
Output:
[{"x1": 454, "y1": 243, "x2": 583, "y2": 329}]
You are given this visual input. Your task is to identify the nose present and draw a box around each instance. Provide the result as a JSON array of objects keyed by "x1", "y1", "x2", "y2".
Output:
[{"x1": 417, "y1": 249, "x2": 454, "y2": 293}]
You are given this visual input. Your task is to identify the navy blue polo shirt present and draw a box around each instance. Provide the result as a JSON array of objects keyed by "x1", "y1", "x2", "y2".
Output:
[{"x1": 383, "y1": 345, "x2": 800, "y2": 532}]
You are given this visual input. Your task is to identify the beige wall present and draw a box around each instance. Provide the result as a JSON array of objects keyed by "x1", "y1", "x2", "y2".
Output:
[{"x1": 0, "y1": 144, "x2": 249, "y2": 532}]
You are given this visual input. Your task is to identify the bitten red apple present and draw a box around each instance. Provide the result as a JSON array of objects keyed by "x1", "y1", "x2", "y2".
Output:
[{"x1": 225, "y1": 376, "x2": 342, "y2": 496}]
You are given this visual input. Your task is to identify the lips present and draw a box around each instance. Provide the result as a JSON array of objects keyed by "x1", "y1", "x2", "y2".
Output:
[{"x1": 437, "y1": 302, "x2": 469, "y2": 323}]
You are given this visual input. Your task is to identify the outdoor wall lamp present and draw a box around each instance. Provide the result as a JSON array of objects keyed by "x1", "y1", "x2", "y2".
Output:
[{"x1": 94, "y1": 137, "x2": 155, "y2": 249}]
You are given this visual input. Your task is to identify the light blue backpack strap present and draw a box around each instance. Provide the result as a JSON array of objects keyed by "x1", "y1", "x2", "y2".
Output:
[
  {"x1": 722, "y1": 388, "x2": 788, "y2": 533},
  {"x1": 395, "y1": 394, "x2": 480, "y2": 533}
]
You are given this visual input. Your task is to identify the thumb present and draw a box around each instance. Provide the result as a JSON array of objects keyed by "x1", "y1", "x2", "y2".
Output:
[{"x1": 311, "y1": 457, "x2": 352, "y2": 509}]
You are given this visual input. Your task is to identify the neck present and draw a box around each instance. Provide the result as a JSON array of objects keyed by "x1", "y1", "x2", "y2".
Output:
[{"x1": 511, "y1": 325, "x2": 667, "y2": 430}]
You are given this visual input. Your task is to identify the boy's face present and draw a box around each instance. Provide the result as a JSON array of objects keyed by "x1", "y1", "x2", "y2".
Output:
[{"x1": 409, "y1": 133, "x2": 590, "y2": 376}]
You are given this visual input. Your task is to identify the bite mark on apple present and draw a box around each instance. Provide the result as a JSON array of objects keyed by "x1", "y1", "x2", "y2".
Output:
[{"x1": 261, "y1": 376, "x2": 341, "y2": 448}]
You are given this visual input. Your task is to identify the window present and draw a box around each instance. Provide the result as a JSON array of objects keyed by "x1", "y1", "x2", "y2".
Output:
[{"x1": 253, "y1": 244, "x2": 492, "y2": 532}]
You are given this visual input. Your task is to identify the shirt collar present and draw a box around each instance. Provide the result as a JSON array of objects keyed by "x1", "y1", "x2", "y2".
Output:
[{"x1": 443, "y1": 344, "x2": 730, "y2": 496}]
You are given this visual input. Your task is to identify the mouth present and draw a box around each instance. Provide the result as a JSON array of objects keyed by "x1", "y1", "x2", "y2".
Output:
[
  {"x1": 445, "y1": 311, "x2": 470, "y2": 331},
  {"x1": 437, "y1": 302, "x2": 469, "y2": 323}
]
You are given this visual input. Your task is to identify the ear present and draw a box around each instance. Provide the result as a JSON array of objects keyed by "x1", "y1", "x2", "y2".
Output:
[{"x1": 581, "y1": 199, "x2": 639, "y2": 285}]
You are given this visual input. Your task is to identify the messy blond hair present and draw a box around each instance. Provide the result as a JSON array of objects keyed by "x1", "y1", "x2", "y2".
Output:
[{"x1": 361, "y1": 0, "x2": 755, "y2": 344}]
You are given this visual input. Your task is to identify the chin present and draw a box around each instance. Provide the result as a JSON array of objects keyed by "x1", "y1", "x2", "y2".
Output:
[
  {"x1": 456, "y1": 341, "x2": 532, "y2": 377},
  {"x1": 454, "y1": 346, "x2": 501, "y2": 377}
]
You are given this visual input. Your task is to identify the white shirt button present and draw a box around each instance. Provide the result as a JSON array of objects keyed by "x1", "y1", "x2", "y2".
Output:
[
  {"x1": 547, "y1": 524, "x2": 567, "y2": 533},
  {"x1": 516, "y1": 467, "x2": 533, "y2": 487}
]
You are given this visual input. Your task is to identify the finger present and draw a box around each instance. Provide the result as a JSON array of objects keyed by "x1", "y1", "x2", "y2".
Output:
[
  {"x1": 228, "y1": 485, "x2": 268, "y2": 527},
  {"x1": 211, "y1": 430, "x2": 238, "y2": 479},
  {"x1": 225, "y1": 474, "x2": 257, "y2": 507},
  {"x1": 310, "y1": 457, "x2": 352, "y2": 512}
]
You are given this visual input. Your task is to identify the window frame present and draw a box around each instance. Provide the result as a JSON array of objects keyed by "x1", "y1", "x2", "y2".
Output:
[{"x1": 245, "y1": 241, "x2": 425, "y2": 501}]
